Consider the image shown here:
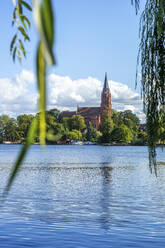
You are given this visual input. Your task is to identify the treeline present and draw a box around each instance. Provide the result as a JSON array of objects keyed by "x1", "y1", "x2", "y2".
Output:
[
  {"x1": 1, "y1": 108, "x2": 164, "y2": 145},
  {"x1": 0, "y1": 108, "x2": 150, "y2": 145}
]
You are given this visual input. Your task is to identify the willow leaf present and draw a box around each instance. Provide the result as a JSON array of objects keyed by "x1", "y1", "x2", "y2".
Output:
[
  {"x1": 17, "y1": 49, "x2": 22, "y2": 62},
  {"x1": 3, "y1": 117, "x2": 38, "y2": 198},
  {"x1": 12, "y1": 7, "x2": 17, "y2": 26},
  {"x1": 20, "y1": 0, "x2": 32, "y2": 11},
  {"x1": 20, "y1": 17, "x2": 27, "y2": 30},
  {"x1": 18, "y1": 0, "x2": 23, "y2": 17},
  {"x1": 37, "y1": 42, "x2": 46, "y2": 145},
  {"x1": 10, "y1": 34, "x2": 17, "y2": 52},
  {"x1": 19, "y1": 39, "x2": 26, "y2": 57},
  {"x1": 22, "y1": 15, "x2": 31, "y2": 28},
  {"x1": 42, "y1": 0, "x2": 54, "y2": 47},
  {"x1": 33, "y1": 0, "x2": 55, "y2": 65},
  {"x1": 18, "y1": 26, "x2": 30, "y2": 40},
  {"x1": 13, "y1": 46, "x2": 17, "y2": 62},
  {"x1": 131, "y1": 0, "x2": 140, "y2": 14}
]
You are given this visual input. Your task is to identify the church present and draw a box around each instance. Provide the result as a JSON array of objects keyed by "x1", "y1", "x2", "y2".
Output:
[{"x1": 61, "y1": 73, "x2": 112, "y2": 130}]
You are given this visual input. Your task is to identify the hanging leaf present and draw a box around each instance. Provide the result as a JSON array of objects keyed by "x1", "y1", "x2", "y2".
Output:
[
  {"x1": 10, "y1": 34, "x2": 17, "y2": 52},
  {"x1": 13, "y1": 46, "x2": 17, "y2": 62},
  {"x1": 22, "y1": 15, "x2": 31, "y2": 28},
  {"x1": 18, "y1": 26, "x2": 30, "y2": 41},
  {"x1": 137, "y1": 0, "x2": 165, "y2": 171},
  {"x1": 20, "y1": 0, "x2": 32, "y2": 11},
  {"x1": 36, "y1": 42, "x2": 46, "y2": 145},
  {"x1": 12, "y1": 7, "x2": 17, "y2": 26},
  {"x1": 18, "y1": 0, "x2": 23, "y2": 17},
  {"x1": 19, "y1": 39, "x2": 26, "y2": 57},
  {"x1": 33, "y1": 0, "x2": 55, "y2": 65},
  {"x1": 131, "y1": 0, "x2": 140, "y2": 14}
]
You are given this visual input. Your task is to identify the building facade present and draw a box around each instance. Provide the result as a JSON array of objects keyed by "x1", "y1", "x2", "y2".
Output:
[{"x1": 61, "y1": 73, "x2": 112, "y2": 129}]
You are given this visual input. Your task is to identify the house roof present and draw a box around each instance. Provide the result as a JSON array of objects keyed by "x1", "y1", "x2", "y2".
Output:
[
  {"x1": 78, "y1": 107, "x2": 100, "y2": 117},
  {"x1": 61, "y1": 111, "x2": 77, "y2": 118}
]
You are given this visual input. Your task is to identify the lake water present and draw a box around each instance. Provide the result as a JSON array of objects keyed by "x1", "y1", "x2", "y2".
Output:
[{"x1": 0, "y1": 145, "x2": 165, "y2": 247}]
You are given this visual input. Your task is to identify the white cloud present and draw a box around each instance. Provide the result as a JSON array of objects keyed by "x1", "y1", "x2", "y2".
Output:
[
  {"x1": 0, "y1": 70, "x2": 145, "y2": 121},
  {"x1": 0, "y1": 70, "x2": 37, "y2": 116}
]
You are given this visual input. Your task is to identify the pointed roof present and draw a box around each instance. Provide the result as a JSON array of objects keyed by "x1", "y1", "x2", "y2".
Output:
[{"x1": 103, "y1": 72, "x2": 109, "y2": 89}]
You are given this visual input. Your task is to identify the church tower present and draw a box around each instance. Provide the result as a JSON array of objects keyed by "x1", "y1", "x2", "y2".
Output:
[{"x1": 100, "y1": 72, "x2": 112, "y2": 121}]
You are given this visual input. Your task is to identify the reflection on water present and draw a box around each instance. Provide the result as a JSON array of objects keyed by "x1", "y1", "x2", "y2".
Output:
[{"x1": 0, "y1": 145, "x2": 165, "y2": 247}]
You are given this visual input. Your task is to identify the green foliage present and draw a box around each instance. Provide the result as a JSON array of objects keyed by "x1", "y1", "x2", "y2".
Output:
[
  {"x1": 37, "y1": 42, "x2": 46, "y2": 145},
  {"x1": 157, "y1": 109, "x2": 165, "y2": 143},
  {"x1": 62, "y1": 117, "x2": 72, "y2": 131},
  {"x1": 0, "y1": 115, "x2": 20, "y2": 142},
  {"x1": 70, "y1": 115, "x2": 86, "y2": 131},
  {"x1": 17, "y1": 114, "x2": 34, "y2": 140},
  {"x1": 86, "y1": 122, "x2": 100, "y2": 142},
  {"x1": 100, "y1": 108, "x2": 114, "y2": 143},
  {"x1": 33, "y1": 0, "x2": 55, "y2": 64},
  {"x1": 11, "y1": 0, "x2": 32, "y2": 62},
  {"x1": 111, "y1": 124, "x2": 133, "y2": 144},
  {"x1": 137, "y1": 0, "x2": 165, "y2": 168},
  {"x1": 120, "y1": 110, "x2": 140, "y2": 127},
  {"x1": 68, "y1": 129, "x2": 82, "y2": 140},
  {"x1": 137, "y1": 131, "x2": 148, "y2": 144},
  {"x1": 112, "y1": 110, "x2": 140, "y2": 129}
]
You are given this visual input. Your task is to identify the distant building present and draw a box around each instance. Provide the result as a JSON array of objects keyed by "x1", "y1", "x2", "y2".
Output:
[
  {"x1": 140, "y1": 123, "x2": 146, "y2": 132},
  {"x1": 61, "y1": 73, "x2": 112, "y2": 129}
]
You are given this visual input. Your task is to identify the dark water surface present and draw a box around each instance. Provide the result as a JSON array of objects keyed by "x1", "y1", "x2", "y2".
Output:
[{"x1": 0, "y1": 145, "x2": 165, "y2": 247}]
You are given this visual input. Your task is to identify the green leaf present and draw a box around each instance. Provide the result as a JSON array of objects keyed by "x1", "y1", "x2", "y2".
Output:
[
  {"x1": 33, "y1": 0, "x2": 55, "y2": 65},
  {"x1": 20, "y1": 15, "x2": 28, "y2": 30},
  {"x1": 13, "y1": 46, "x2": 17, "y2": 62},
  {"x1": 10, "y1": 34, "x2": 17, "y2": 52},
  {"x1": 18, "y1": 26, "x2": 30, "y2": 41},
  {"x1": 20, "y1": 0, "x2": 32, "y2": 11},
  {"x1": 22, "y1": 15, "x2": 31, "y2": 28},
  {"x1": 37, "y1": 42, "x2": 46, "y2": 145},
  {"x1": 18, "y1": 0, "x2": 23, "y2": 17},
  {"x1": 17, "y1": 49, "x2": 22, "y2": 62},
  {"x1": 19, "y1": 39, "x2": 26, "y2": 57},
  {"x1": 42, "y1": 0, "x2": 54, "y2": 47},
  {"x1": 12, "y1": 7, "x2": 17, "y2": 26},
  {"x1": 3, "y1": 117, "x2": 38, "y2": 198}
]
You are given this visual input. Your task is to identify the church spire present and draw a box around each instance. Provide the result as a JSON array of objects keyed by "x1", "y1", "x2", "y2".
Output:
[
  {"x1": 103, "y1": 72, "x2": 109, "y2": 89},
  {"x1": 100, "y1": 72, "x2": 112, "y2": 121}
]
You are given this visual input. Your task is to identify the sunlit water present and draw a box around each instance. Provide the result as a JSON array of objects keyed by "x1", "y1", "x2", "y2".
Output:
[{"x1": 0, "y1": 144, "x2": 165, "y2": 247}]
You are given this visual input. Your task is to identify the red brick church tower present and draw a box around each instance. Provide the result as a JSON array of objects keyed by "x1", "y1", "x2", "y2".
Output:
[
  {"x1": 61, "y1": 73, "x2": 112, "y2": 130},
  {"x1": 100, "y1": 72, "x2": 112, "y2": 121}
]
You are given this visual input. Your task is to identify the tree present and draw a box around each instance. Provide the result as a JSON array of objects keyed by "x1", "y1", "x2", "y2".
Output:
[
  {"x1": 2, "y1": 117, "x2": 20, "y2": 142},
  {"x1": 111, "y1": 124, "x2": 133, "y2": 144},
  {"x1": 70, "y1": 115, "x2": 86, "y2": 131},
  {"x1": 112, "y1": 110, "x2": 122, "y2": 128},
  {"x1": 86, "y1": 122, "x2": 101, "y2": 142},
  {"x1": 47, "y1": 108, "x2": 61, "y2": 122},
  {"x1": 137, "y1": 0, "x2": 165, "y2": 168},
  {"x1": 17, "y1": 114, "x2": 34, "y2": 140},
  {"x1": 62, "y1": 117, "x2": 72, "y2": 131},
  {"x1": 120, "y1": 110, "x2": 140, "y2": 127},
  {"x1": 68, "y1": 129, "x2": 82, "y2": 140},
  {"x1": 99, "y1": 108, "x2": 114, "y2": 143},
  {"x1": 136, "y1": 131, "x2": 148, "y2": 145}
]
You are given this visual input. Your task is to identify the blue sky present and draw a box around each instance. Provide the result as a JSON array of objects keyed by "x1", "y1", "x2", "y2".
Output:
[{"x1": 0, "y1": 0, "x2": 146, "y2": 121}]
